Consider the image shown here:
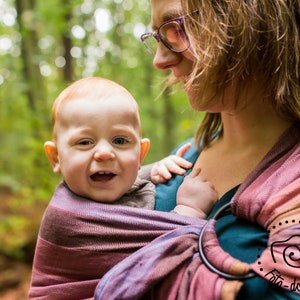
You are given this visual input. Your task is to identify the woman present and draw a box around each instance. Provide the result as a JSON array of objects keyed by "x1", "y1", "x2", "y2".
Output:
[{"x1": 141, "y1": 0, "x2": 300, "y2": 299}]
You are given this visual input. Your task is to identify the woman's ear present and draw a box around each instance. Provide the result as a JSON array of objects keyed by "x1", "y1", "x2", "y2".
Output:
[
  {"x1": 139, "y1": 138, "x2": 150, "y2": 164},
  {"x1": 44, "y1": 141, "x2": 61, "y2": 174}
]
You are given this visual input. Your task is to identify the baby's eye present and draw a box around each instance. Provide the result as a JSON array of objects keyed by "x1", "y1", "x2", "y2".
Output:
[
  {"x1": 113, "y1": 137, "x2": 127, "y2": 145},
  {"x1": 78, "y1": 140, "x2": 93, "y2": 146}
]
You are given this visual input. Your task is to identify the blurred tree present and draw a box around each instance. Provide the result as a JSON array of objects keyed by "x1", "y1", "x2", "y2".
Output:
[
  {"x1": 15, "y1": 0, "x2": 45, "y2": 112},
  {"x1": 61, "y1": 0, "x2": 74, "y2": 82}
]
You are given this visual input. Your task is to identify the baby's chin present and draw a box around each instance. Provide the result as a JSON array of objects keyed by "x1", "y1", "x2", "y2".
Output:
[
  {"x1": 89, "y1": 193, "x2": 124, "y2": 204},
  {"x1": 73, "y1": 189, "x2": 123, "y2": 204},
  {"x1": 92, "y1": 186, "x2": 134, "y2": 204}
]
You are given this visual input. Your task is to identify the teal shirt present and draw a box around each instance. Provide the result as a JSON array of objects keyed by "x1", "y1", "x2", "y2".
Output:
[{"x1": 154, "y1": 140, "x2": 299, "y2": 299}]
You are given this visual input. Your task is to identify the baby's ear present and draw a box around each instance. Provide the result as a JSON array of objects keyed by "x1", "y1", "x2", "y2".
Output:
[
  {"x1": 139, "y1": 138, "x2": 150, "y2": 164},
  {"x1": 44, "y1": 141, "x2": 61, "y2": 174}
]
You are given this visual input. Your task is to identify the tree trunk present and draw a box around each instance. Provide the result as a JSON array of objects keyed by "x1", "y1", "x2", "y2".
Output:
[
  {"x1": 61, "y1": 0, "x2": 73, "y2": 82},
  {"x1": 15, "y1": 0, "x2": 44, "y2": 112}
]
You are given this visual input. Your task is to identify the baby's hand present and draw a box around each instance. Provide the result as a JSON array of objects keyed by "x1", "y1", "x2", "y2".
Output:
[
  {"x1": 151, "y1": 143, "x2": 193, "y2": 184},
  {"x1": 175, "y1": 167, "x2": 218, "y2": 218}
]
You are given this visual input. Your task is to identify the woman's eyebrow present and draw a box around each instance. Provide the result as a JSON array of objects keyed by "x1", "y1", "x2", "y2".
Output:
[
  {"x1": 162, "y1": 10, "x2": 182, "y2": 22},
  {"x1": 152, "y1": 10, "x2": 182, "y2": 30}
]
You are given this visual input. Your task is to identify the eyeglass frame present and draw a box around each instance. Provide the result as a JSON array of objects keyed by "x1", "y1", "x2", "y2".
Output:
[{"x1": 140, "y1": 13, "x2": 193, "y2": 54}]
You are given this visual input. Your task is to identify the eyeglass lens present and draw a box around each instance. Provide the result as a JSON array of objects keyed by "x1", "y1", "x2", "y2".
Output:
[
  {"x1": 160, "y1": 21, "x2": 189, "y2": 52},
  {"x1": 143, "y1": 20, "x2": 189, "y2": 54}
]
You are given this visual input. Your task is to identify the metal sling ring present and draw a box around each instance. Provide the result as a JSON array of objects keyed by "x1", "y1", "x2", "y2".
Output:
[{"x1": 198, "y1": 202, "x2": 256, "y2": 280}]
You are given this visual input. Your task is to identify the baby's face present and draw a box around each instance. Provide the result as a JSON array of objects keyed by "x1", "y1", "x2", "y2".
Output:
[{"x1": 52, "y1": 94, "x2": 144, "y2": 202}]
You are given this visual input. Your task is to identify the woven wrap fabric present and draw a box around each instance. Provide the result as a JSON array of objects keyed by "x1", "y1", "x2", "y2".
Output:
[
  {"x1": 28, "y1": 182, "x2": 204, "y2": 300},
  {"x1": 95, "y1": 122, "x2": 300, "y2": 300},
  {"x1": 29, "y1": 123, "x2": 300, "y2": 300}
]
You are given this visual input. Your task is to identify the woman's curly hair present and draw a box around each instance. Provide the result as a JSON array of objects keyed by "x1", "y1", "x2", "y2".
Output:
[{"x1": 181, "y1": 0, "x2": 300, "y2": 147}]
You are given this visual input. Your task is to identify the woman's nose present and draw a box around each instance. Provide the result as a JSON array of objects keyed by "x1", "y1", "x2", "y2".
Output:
[
  {"x1": 153, "y1": 43, "x2": 180, "y2": 70},
  {"x1": 94, "y1": 143, "x2": 115, "y2": 161}
]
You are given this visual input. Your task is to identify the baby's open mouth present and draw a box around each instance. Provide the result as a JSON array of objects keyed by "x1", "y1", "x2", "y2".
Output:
[{"x1": 90, "y1": 172, "x2": 116, "y2": 182}]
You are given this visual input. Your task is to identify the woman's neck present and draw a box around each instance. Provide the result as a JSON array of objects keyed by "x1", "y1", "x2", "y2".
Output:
[
  {"x1": 219, "y1": 101, "x2": 292, "y2": 153},
  {"x1": 197, "y1": 101, "x2": 292, "y2": 197}
]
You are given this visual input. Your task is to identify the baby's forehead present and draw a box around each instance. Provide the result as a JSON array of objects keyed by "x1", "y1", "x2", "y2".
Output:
[
  {"x1": 59, "y1": 82, "x2": 138, "y2": 112},
  {"x1": 54, "y1": 95, "x2": 142, "y2": 137},
  {"x1": 89, "y1": 81, "x2": 138, "y2": 107},
  {"x1": 104, "y1": 91, "x2": 138, "y2": 108},
  {"x1": 60, "y1": 92, "x2": 140, "y2": 126}
]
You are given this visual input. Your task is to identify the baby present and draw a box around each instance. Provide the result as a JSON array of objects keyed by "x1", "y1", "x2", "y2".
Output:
[
  {"x1": 44, "y1": 76, "x2": 218, "y2": 217},
  {"x1": 29, "y1": 77, "x2": 218, "y2": 299}
]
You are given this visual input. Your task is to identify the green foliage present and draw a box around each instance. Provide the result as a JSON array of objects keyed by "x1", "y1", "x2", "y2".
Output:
[
  {"x1": 0, "y1": 215, "x2": 29, "y2": 258},
  {"x1": 0, "y1": 0, "x2": 202, "y2": 259}
]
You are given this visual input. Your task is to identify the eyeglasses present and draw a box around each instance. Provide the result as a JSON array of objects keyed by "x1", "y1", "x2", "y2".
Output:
[{"x1": 140, "y1": 15, "x2": 191, "y2": 55}]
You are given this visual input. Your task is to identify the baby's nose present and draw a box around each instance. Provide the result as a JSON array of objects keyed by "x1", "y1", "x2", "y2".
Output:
[{"x1": 94, "y1": 142, "x2": 115, "y2": 160}]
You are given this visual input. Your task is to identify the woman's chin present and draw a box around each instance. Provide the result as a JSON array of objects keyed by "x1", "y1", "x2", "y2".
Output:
[{"x1": 183, "y1": 83, "x2": 200, "y2": 110}]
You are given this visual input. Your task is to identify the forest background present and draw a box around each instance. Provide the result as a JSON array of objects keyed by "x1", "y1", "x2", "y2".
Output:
[{"x1": 0, "y1": 0, "x2": 202, "y2": 297}]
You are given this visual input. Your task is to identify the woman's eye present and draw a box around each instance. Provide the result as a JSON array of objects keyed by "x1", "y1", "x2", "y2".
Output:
[{"x1": 113, "y1": 137, "x2": 127, "y2": 145}]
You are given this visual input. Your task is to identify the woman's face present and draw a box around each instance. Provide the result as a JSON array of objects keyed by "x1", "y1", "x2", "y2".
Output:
[
  {"x1": 150, "y1": 0, "x2": 272, "y2": 115},
  {"x1": 150, "y1": 0, "x2": 195, "y2": 82},
  {"x1": 150, "y1": 0, "x2": 219, "y2": 112}
]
